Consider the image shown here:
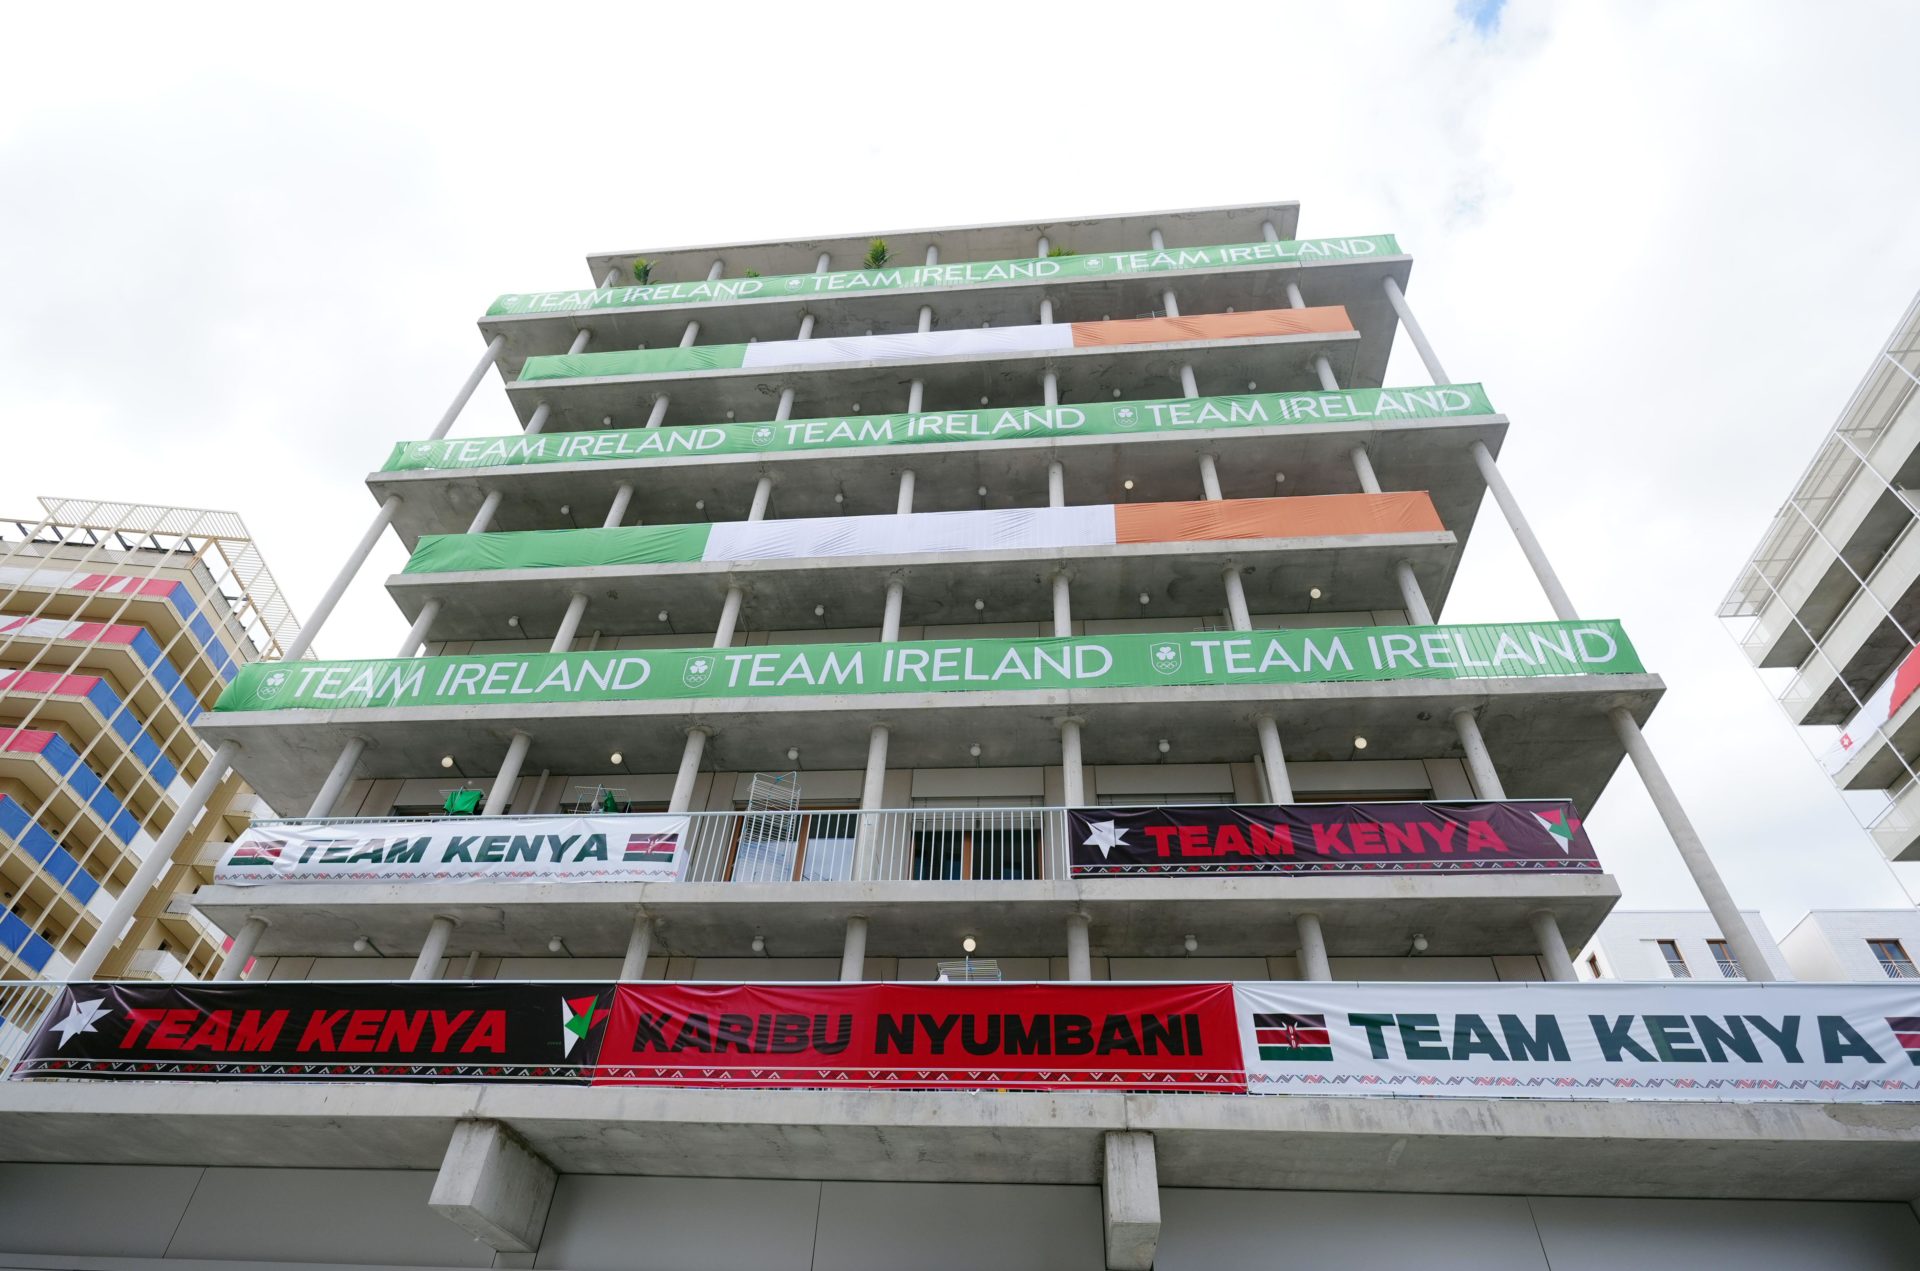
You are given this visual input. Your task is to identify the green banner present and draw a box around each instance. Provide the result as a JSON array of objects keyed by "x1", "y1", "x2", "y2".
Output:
[
  {"x1": 381, "y1": 384, "x2": 1492, "y2": 474},
  {"x1": 487, "y1": 236, "x2": 1402, "y2": 318},
  {"x1": 215, "y1": 621, "x2": 1640, "y2": 713},
  {"x1": 405, "y1": 523, "x2": 712, "y2": 574}
]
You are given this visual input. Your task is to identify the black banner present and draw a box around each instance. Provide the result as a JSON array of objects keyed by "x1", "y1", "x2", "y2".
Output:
[
  {"x1": 1068, "y1": 801, "x2": 1598, "y2": 875},
  {"x1": 12, "y1": 981, "x2": 616, "y2": 1083}
]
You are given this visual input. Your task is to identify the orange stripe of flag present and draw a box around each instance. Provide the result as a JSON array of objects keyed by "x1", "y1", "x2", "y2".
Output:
[
  {"x1": 1069, "y1": 306, "x2": 1353, "y2": 348},
  {"x1": 1113, "y1": 493, "x2": 1444, "y2": 544}
]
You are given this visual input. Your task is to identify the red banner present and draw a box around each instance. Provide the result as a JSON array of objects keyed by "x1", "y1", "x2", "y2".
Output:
[{"x1": 593, "y1": 982, "x2": 1244, "y2": 1091}]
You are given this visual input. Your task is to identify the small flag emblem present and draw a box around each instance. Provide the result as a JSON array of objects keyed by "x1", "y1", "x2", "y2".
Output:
[
  {"x1": 625, "y1": 834, "x2": 677, "y2": 863},
  {"x1": 562, "y1": 995, "x2": 602, "y2": 1057},
  {"x1": 1531, "y1": 809, "x2": 1580, "y2": 853},
  {"x1": 1254, "y1": 1013, "x2": 1332, "y2": 1061},
  {"x1": 229, "y1": 842, "x2": 284, "y2": 866},
  {"x1": 1888, "y1": 1017, "x2": 1920, "y2": 1065}
]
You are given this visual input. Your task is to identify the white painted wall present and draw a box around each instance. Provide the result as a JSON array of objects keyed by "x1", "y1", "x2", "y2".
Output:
[
  {"x1": 1780, "y1": 909, "x2": 1920, "y2": 980},
  {"x1": 1578, "y1": 910, "x2": 1792, "y2": 981}
]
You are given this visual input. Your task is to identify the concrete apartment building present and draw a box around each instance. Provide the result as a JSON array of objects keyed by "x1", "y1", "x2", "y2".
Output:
[
  {"x1": 1582, "y1": 908, "x2": 1920, "y2": 985},
  {"x1": 1724, "y1": 290, "x2": 1920, "y2": 860},
  {"x1": 0, "y1": 499, "x2": 296, "y2": 980},
  {"x1": 4, "y1": 206, "x2": 1920, "y2": 1269}
]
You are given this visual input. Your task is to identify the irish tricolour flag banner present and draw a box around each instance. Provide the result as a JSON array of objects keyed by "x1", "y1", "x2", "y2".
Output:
[
  {"x1": 518, "y1": 308, "x2": 1354, "y2": 382},
  {"x1": 403, "y1": 493, "x2": 1444, "y2": 575}
]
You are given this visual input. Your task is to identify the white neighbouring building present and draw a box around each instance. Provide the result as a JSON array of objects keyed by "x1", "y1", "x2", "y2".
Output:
[
  {"x1": 3, "y1": 205, "x2": 1920, "y2": 1270},
  {"x1": 1578, "y1": 910, "x2": 1794, "y2": 982}
]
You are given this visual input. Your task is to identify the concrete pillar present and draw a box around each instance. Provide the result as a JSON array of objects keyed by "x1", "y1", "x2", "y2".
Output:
[
  {"x1": 668, "y1": 728, "x2": 708, "y2": 813},
  {"x1": 1198, "y1": 453, "x2": 1223, "y2": 501},
  {"x1": 429, "y1": 337, "x2": 508, "y2": 441},
  {"x1": 1179, "y1": 363, "x2": 1200, "y2": 399},
  {"x1": 522, "y1": 403, "x2": 552, "y2": 436},
  {"x1": 483, "y1": 732, "x2": 532, "y2": 815},
  {"x1": 1255, "y1": 717, "x2": 1292, "y2": 802},
  {"x1": 854, "y1": 725, "x2": 890, "y2": 879},
  {"x1": 1470, "y1": 441, "x2": 1579, "y2": 622},
  {"x1": 1531, "y1": 910, "x2": 1578, "y2": 982},
  {"x1": 840, "y1": 916, "x2": 868, "y2": 982},
  {"x1": 1395, "y1": 561, "x2": 1434, "y2": 625},
  {"x1": 678, "y1": 321, "x2": 700, "y2": 348},
  {"x1": 1452, "y1": 710, "x2": 1506, "y2": 799},
  {"x1": 1384, "y1": 276, "x2": 1450, "y2": 384},
  {"x1": 1285, "y1": 280, "x2": 1306, "y2": 307},
  {"x1": 896, "y1": 469, "x2": 915, "y2": 515},
  {"x1": 1296, "y1": 913, "x2": 1332, "y2": 981},
  {"x1": 619, "y1": 913, "x2": 653, "y2": 981},
  {"x1": 1048, "y1": 461, "x2": 1065, "y2": 507},
  {"x1": 413, "y1": 915, "x2": 456, "y2": 980},
  {"x1": 1058, "y1": 719, "x2": 1085, "y2": 806},
  {"x1": 283, "y1": 495, "x2": 401, "y2": 661},
  {"x1": 748, "y1": 474, "x2": 774, "y2": 521},
  {"x1": 1066, "y1": 913, "x2": 1092, "y2": 982},
  {"x1": 1102, "y1": 1131, "x2": 1161, "y2": 1271},
  {"x1": 69, "y1": 738, "x2": 241, "y2": 979},
  {"x1": 604, "y1": 482, "x2": 635, "y2": 528},
  {"x1": 645, "y1": 395, "x2": 670, "y2": 428},
  {"x1": 1043, "y1": 371, "x2": 1059, "y2": 406},
  {"x1": 1222, "y1": 568, "x2": 1253, "y2": 631},
  {"x1": 713, "y1": 587, "x2": 745, "y2": 648},
  {"x1": 1608, "y1": 706, "x2": 1780, "y2": 981},
  {"x1": 1313, "y1": 354, "x2": 1340, "y2": 393},
  {"x1": 550, "y1": 593, "x2": 590, "y2": 653},
  {"x1": 881, "y1": 579, "x2": 905, "y2": 642},
  {"x1": 467, "y1": 490, "x2": 503, "y2": 535},
  {"x1": 306, "y1": 737, "x2": 366, "y2": 817},
  {"x1": 397, "y1": 599, "x2": 442, "y2": 658},
  {"x1": 1263, "y1": 221, "x2": 1281, "y2": 244},
  {"x1": 1351, "y1": 445, "x2": 1382, "y2": 494},
  {"x1": 1052, "y1": 571, "x2": 1073, "y2": 637},
  {"x1": 429, "y1": 1120, "x2": 556, "y2": 1254},
  {"x1": 214, "y1": 916, "x2": 266, "y2": 980}
]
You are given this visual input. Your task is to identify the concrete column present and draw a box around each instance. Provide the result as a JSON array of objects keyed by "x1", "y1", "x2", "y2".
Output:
[
  {"x1": 1384, "y1": 276, "x2": 1450, "y2": 384},
  {"x1": 213, "y1": 916, "x2": 266, "y2": 981},
  {"x1": 1065, "y1": 913, "x2": 1092, "y2": 982},
  {"x1": 668, "y1": 728, "x2": 708, "y2": 813},
  {"x1": 604, "y1": 482, "x2": 635, "y2": 528},
  {"x1": 1047, "y1": 461, "x2": 1065, "y2": 507},
  {"x1": 1608, "y1": 706, "x2": 1779, "y2": 981},
  {"x1": 881, "y1": 579, "x2": 905, "y2": 642},
  {"x1": 429, "y1": 336, "x2": 508, "y2": 441},
  {"x1": 1255, "y1": 717, "x2": 1292, "y2": 801},
  {"x1": 1179, "y1": 364, "x2": 1200, "y2": 399},
  {"x1": 1351, "y1": 445, "x2": 1383, "y2": 494},
  {"x1": 619, "y1": 913, "x2": 653, "y2": 981},
  {"x1": 748, "y1": 474, "x2": 774, "y2": 521},
  {"x1": 1471, "y1": 441, "x2": 1579, "y2": 623},
  {"x1": 1043, "y1": 371, "x2": 1059, "y2": 406},
  {"x1": 466, "y1": 490, "x2": 503, "y2": 535},
  {"x1": 69, "y1": 737, "x2": 240, "y2": 979},
  {"x1": 412, "y1": 915, "x2": 456, "y2": 980},
  {"x1": 1160, "y1": 288, "x2": 1180, "y2": 319},
  {"x1": 1058, "y1": 719, "x2": 1085, "y2": 805},
  {"x1": 549, "y1": 593, "x2": 590, "y2": 653},
  {"x1": 1198, "y1": 453, "x2": 1223, "y2": 500},
  {"x1": 282, "y1": 495, "x2": 400, "y2": 661},
  {"x1": 712, "y1": 587, "x2": 745, "y2": 648},
  {"x1": 1052, "y1": 571, "x2": 1073, "y2": 637},
  {"x1": 1263, "y1": 221, "x2": 1281, "y2": 244},
  {"x1": 1313, "y1": 354, "x2": 1340, "y2": 393},
  {"x1": 522, "y1": 403, "x2": 552, "y2": 437},
  {"x1": 896, "y1": 469, "x2": 916, "y2": 515},
  {"x1": 1395, "y1": 561, "x2": 1434, "y2": 625},
  {"x1": 429, "y1": 1120, "x2": 556, "y2": 1254},
  {"x1": 1222, "y1": 568, "x2": 1253, "y2": 631},
  {"x1": 1285, "y1": 280, "x2": 1306, "y2": 307},
  {"x1": 645, "y1": 396, "x2": 671, "y2": 428},
  {"x1": 1452, "y1": 709, "x2": 1506, "y2": 799},
  {"x1": 483, "y1": 732, "x2": 532, "y2": 816},
  {"x1": 396, "y1": 599, "x2": 441, "y2": 658},
  {"x1": 306, "y1": 737, "x2": 366, "y2": 817},
  {"x1": 678, "y1": 321, "x2": 700, "y2": 348},
  {"x1": 853, "y1": 725, "x2": 890, "y2": 879},
  {"x1": 1102, "y1": 1131, "x2": 1161, "y2": 1271},
  {"x1": 1531, "y1": 910, "x2": 1578, "y2": 982},
  {"x1": 1296, "y1": 913, "x2": 1332, "y2": 981},
  {"x1": 840, "y1": 916, "x2": 868, "y2": 982}
]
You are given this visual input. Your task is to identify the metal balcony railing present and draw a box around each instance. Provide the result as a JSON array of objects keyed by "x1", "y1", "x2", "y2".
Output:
[{"x1": 0, "y1": 979, "x2": 63, "y2": 1080}]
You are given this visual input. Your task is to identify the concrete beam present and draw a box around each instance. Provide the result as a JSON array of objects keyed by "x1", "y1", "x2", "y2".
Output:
[
  {"x1": 1103, "y1": 1131, "x2": 1160, "y2": 1271},
  {"x1": 427, "y1": 1119, "x2": 556, "y2": 1253}
]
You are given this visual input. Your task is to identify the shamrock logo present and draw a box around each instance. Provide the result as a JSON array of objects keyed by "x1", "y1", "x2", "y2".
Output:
[
  {"x1": 753, "y1": 426, "x2": 776, "y2": 447},
  {"x1": 1113, "y1": 406, "x2": 1139, "y2": 430},
  {"x1": 257, "y1": 669, "x2": 289, "y2": 699},
  {"x1": 682, "y1": 655, "x2": 715, "y2": 688},
  {"x1": 1150, "y1": 643, "x2": 1182, "y2": 676}
]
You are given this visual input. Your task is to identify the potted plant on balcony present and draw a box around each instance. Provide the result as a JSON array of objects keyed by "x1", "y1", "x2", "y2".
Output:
[
  {"x1": 863, "y1": 239, "x2": 891, "y2": 270},
  {"x1": 631, "y1": 258, "x2": 654, "y2": 284}
]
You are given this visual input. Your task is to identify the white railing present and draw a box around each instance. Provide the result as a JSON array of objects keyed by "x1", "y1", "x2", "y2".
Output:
[{"x1": 0, "y1": 979, "x2": 63, "y2": 1079}]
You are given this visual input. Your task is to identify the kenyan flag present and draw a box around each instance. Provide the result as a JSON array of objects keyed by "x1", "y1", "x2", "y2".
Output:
[
  {"x1": 228, "y1": 842, "x2": 282, "y2": 865},
  {"x1": 561, "y1": 995, "x2": 602, "y2": 1057},
  {"x1": 1889, "y1": 1017, "x2": 1920, "y2": 1066},
  {"x1": 1531, "y1": 809, "x2": 1580, "y2": 854},
  {"x1": 624, "y1": 833, "x2": 677, "y2": 863},
  {"x1": 1254, "y1": 1013, "x2": 1331, "y2": 1061}
]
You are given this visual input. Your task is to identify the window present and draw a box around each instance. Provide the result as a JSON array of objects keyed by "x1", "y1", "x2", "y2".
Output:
[
  {"x1": 1656, "y1": 939, "x2": 1691, "y2": 978},
  {"x1": 1870, "y1": 939, "x2": 1918, "y2": 978},
  {"x1": 1707, "y1": 939, "x2": 1743, "y2": 979}
]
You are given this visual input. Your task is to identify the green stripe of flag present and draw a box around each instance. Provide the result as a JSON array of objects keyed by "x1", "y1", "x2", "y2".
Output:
[
  {"x1": 404, "y1": 524, "x2": 715, "y2": 575},
  {"x1": 1258, "y1": 1045, "x2": 1333, "y2": 1061},
  {"x1": 519, "y1": 344, "x2": 750, "y2": 381}
]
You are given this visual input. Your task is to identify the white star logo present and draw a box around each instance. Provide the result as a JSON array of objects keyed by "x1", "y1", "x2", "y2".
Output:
[
  {"x1": 51, "y1": 997, "x2": 111, "y2": 1048},
  {"x1": 1082, "y1": 820, "x2": 1127, "y2": 859}
]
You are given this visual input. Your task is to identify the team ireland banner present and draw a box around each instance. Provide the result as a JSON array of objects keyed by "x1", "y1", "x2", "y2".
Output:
[
  {"x1": 487, "y1": 235, "x2": 1402, "y2": 317},
  {"x1": 214, "y1": 815, "x2": 689, "y2": 886},
  {"x1": 212, "y1": 621, "x2": 1643, "y2": 714},
  {"x1": 1234, "y1": 982, "x2": 1920, "y2": 1102},
  {"x1": 380, "y1": 384, "x2": 1495, "y2": 474}
]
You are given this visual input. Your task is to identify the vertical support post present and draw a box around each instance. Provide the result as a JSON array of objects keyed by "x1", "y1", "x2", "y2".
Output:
[
  {"x1": 429, "y1": 336, "x2": 508, "y2": 441},
  {"x1": 1222, "y1": 568, "x2": 1253, "y2": 631},
  {"x1": 604, "y1": 482, "x2": 635, "y2": 528},
  {"x1": 1198, "y1": 454, "x2": 1223, "y2": 501},
  {"x1": 668, "y1": 728, "x2": 708, "y2": 813},
  {"x1": 282, "y1": 495, "x2": 401, "y2": 661},
  {"x1": 853, "y1": 725, "x2": 890, "y2": 879},
  {"x1": 1047, "y1": 461, "x2": 1065, "y2": 507},
  {"x1": 1065, "y1": 913, "x2": 1092, "y2": 982},
  {"x1": 748, "y1": 475, "x2": 774, "y2": 521},
  {"x1": 840, "y1": 916, "x2": 868, "y2": 982},
  {"x1": 483, "y1": 733, "x2": 532, "y2": 816},
  {"x1": 397, "y1": 599, "x2": 442, "y2": 658},
  {"x1": 1052, "y1": 571, "x2": 1073, "y2": 637},
  {"x1": 619, "y1": 913, "x2": 653, "y2": 980},
  {"x1": 413, "y1": 916, "x2": 456, "y2": 980},
  {"x1": 1295, "y1": 913, "x2": 1332, "y2": 981},
  {"x1": 1058, "y1": 719, "x2": 1085, "y2": 806},
  {"x1": 1351, "y1": 446, "x2": 1382, "y2": 494},
  {"x1": 1471, "y1": 441, "x2": 1580, "y2": 622},
  {"x1": 549, "y1": 594, "x2": 590, "y2": 653},
  {"x1": 466, "y1": 490, "x2": 504, "y2": 535},
  {"x1": 1383, "y1": 276, "x2": 1450, "y2": 384},
  {"x1": 881, "y1": 579, "x2": 905, "y2": 643},
  {"x1": 1452, "y1": 710, "x2": 1506, "y2": 799},
  {"x1": 1102, "y1": 1131, "x2": 1160, "y2": 1271},
  {"x1": 896, "y1": 469, "x2": 916, "y2": 515},
  {"x1": 1395, "y1": 561, "x2": 1434, "y2": 625},
  {"x1": 1530, "y1": 910, "x2": 1578, "y2": 982},
  {"x1": 712, "y1": 588, "x2": 745, "y2": 648},
  {"x1": 306, "y1": 737, "x2": 366, "y2": 817},
  {"x1": 213, "y1": 917, "x2": 266, "y2": 981},
  {"x1": 1255, "y1": 717, "x2": 1292, "y2": 801}
]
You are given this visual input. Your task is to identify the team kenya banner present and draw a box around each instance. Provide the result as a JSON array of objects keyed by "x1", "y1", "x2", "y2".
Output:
[
  {"x1": 19, "y1": 981, "x2": 1920, "y2": 1102},
  {"x1": 1068, "y1": 801, "x2": 1598, "y2": 876},
  {"x1": 382, "y1": 384, "x2": 1494, "y2": 474},
  {"x1": 212, "y1": 621, "x2": 1641, "y2": 713},
  {"x1": 488, "y1": 235, "x2": 1402, "y2": 317},
  {"x1": 214, "y1": 815, "x2": 688, "y2": 886}
]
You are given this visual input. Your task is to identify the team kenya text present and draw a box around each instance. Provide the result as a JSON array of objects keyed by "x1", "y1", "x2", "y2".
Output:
[
  {"x1": 1144, "y1": 818, "x2": 1509, "y2": 859},
  {"x1": 115, "y1": 1008, "x2": 508, "y2": 1054}
]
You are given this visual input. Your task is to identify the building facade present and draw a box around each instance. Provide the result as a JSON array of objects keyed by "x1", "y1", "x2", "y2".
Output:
[
  {"x1": 1723, "y1": 290, "x2": 1920, "y2": 861},
  {"x1": 1782, "y1": 908, "x2": 1920, "y2": 981},
  {"x1": 1578, "y1": 909, "x2": 1793, "y2": 982},
  {"x1": 0, "y1": 499, "x2": 297, "y2": 980},
  {"x1": 5, "y1": 207, "x2": 1920, "y2": 1269}
]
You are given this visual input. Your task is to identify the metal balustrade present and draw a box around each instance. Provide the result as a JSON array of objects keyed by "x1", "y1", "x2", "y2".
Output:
[{"x1": 0, "y1": 978, "x2": 63, "y2": 1079}]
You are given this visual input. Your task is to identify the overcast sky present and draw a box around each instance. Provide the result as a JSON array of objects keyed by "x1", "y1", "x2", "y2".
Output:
[{"x1": 5, "y1": 2, "x2": 1920, "y2": 936}]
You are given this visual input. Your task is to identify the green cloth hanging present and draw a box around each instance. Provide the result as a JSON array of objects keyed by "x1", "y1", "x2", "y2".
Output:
[{"x1": 443, "y1": 789, "x2": 483, "y2": 815}]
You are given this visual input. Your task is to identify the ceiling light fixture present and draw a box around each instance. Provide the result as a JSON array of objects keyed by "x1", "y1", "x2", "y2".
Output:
[
  {"x1": 440, "y1": 755, "x2": 455, "y2": 769},
  {"x1": 609, "y1": 751, "x2": 623, "y2": 766},
  {"x1": 962, "y1": 936, "x2": 977, "y2": 954},
  {"x1": 1353, "y1": 736, "x2": 1368, "y2": 750}
]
